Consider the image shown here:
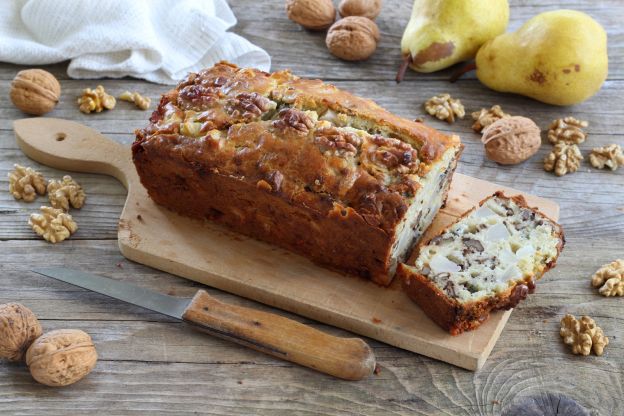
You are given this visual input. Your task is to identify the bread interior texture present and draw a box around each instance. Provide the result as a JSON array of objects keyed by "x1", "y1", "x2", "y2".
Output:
[{"x1": 414, "y1": 196, "x2": 559, "y2": 303}]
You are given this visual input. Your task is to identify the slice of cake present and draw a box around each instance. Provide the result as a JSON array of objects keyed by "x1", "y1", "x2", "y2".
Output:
[{"x1": 398, "y1": 192, "x2": 564, "y2": 335}]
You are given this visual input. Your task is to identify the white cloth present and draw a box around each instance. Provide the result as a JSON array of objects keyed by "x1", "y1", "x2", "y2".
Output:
[{"x1": 0, "y1": 0, "x2": 271, "y2": 84}]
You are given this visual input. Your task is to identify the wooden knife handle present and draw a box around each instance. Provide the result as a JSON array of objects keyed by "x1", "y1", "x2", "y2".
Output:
[{"x1": 182, "y1": 290, "x2": 376, "y2": 380}]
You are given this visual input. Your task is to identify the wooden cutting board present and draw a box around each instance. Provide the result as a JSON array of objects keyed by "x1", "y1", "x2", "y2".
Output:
[{"x1": 14, "y1": 118, "x2": 559, "y2": 371}]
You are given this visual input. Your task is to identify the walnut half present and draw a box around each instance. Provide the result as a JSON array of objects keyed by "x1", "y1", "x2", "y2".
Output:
[
  {"x1": 543, "y1": 143, "x2": 583, "y2": 176},
  {"x1": 424, "y1": 94, "x2": 465, "y2": 124},
  {"x1": 8, "y1": 164, "x2": 46, "y2": 202},
  {"x1": 560, "y1": 314, "x2": 609, "y2": 356},
  {"x1": 547, "y1": 117, "x2": 588, "y2": 145},
  {"x1": 119, "y1": 91, "x2": 151, "y2": 110},
  {"x1": 29, "y1": 206, "x2": 78, "y2": 243},
  {"x1": 47, "y1": 175, "x2": 86, "y2": 211},
  {"x1": 591, "y1": 259, "x2": 624, "y2": 297},
  {"x1": 78, "y1": 85, "x2": 116, "y2": 114},
  {"x1": 589, "y1": 144, "x2": 624, "y2": 171}
]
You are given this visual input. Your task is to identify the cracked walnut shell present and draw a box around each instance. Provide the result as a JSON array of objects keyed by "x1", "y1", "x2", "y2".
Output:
[
  {"x1": 591, "y1": 259, "x2": 624, "y2": 297},
  {"x1": 47, "y1": 175, "x2": 86, "y2": 211},
  {"x1": 0, "y1": 303, "x2": 43, "y2": 362},
  {"x1": 78, "y1": 85, "x2": 116, "y2": 114},
  {"x1": 544, "y1": 143, "x2": 583, "y2": 176},
  {"x1": 547, "y1": 117, "x2": 588, "y2": 145},
  {"x1": 481, "y1": 116, "x2": 541, "y2": 165},
  {"x1": 326, "y1": 16, "x2": 380, "y2": 61},
  {"x1": 589, "y1": 144, "x2": 624, "y2": 171},
  {"x1": 338, "y1": 0, "x2": 382, "y2": 20},
  {"x1": 424, "y1": 94, "x2": 465, "y2": 123},
  {"x1": 26, "y1": 329, "x2": 98, "y2": 387},
  {"x1": 560, "y1": 314, "x2": 609, "y2": 356},
  {"x1": 8, "y1": 164, "x2": 47, "y2": 202},
  {"x1": 471, "y1": 105, "x2": 511, "y2": 133},
  {"x1": 10, "y1": 69, "x2": 61, "y2": 116},
  {"x1": 29, "y1": 206, "x2": 78, "y2": 243},
  {"x1": 286, "y1": 0, "x2": 336, "y2": 30},
  {"x1": 119, "y1": 90, "x2": 151, "y2": 110}
]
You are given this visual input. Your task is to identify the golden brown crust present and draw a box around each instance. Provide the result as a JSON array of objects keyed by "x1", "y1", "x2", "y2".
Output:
[
  {"x1": 133, "y1": 62, "x2": 461, "y2": 285},
  {"x1": 399, "y1": 192, "x2": 565, "y2": 335}
]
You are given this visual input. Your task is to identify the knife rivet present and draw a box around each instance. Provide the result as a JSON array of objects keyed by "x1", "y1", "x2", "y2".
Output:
[{"x1": 55, "y1": 133, "x2": 66, "y2": 142}]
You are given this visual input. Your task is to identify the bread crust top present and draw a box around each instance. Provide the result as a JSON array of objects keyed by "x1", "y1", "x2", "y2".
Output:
[{"x1": 134, "y1": 62, "x2": 461, "y2": 233}]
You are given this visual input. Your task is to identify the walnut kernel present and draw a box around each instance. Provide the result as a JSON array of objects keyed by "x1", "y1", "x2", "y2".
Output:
[
  {"x1": 47, "y1": 175, "x2": 86, "y2": 211},
  {"x1": 589, "y1": 144, "x2": 624, "y2": 171},
  {"x1": 0, "y1": 303, "x2": 43, "y2": 362},
  {"x1": 338, "y1": 0, "x2": 382, "y2": 20},
  {"x1": 481, "y1": 116, "x2": 541, "y2": 165},
  {"x1": 78, "y1": 85, "x2": 116, "y2": 113},
  {"x1": 543, "y1": 143, "x2": 583, "y2": 176},
  {"x1": 326, "y1": 16, "x2": 380, "y2": 61},
  {"x1": 8, "y1": 164, "x2": 47, "y2": 202},
  {"x1": 26, "y1": 329, "x2": 98, "y2": 387},
  {"x1": 286, "y1": 0, "x2": 336, "y2": 30},
  {"x1": 471, "y1": 105, "x2": 511, "y2": 133},
  {"x1": 424, "y1": 94, "x2": 465, "y2": 123},
  {"x1": 547, "y1": 117, "x2": 588, "y2": 145},
  {"x1": 119, "y1": 91, "x2": 151, "y2": 110},
  {"x1": 560, "y1": 314, "x2": 608, "y2": 356},
  {"x1": 29, "y1": 206, "x2": 78, "y2": 243},
  {"x1": 10, "y1": 69, "x2": 61, "y2": 115},
  {"x1": 591, "y1": 259, "x2": 624, "y2": 297}
]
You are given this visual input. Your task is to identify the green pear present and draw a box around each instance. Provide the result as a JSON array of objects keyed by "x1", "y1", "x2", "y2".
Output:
[
  {"x1": 475, "y1": 10, "x2": 608, "y2": 106},
  {"x1": 399, "y1": 0, "x2": 509, "y2": 75}
]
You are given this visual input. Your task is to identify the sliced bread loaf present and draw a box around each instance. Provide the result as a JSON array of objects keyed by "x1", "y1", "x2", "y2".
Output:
[{"x1": 398, "y1": 192, "x2": 564, "y2": 335}]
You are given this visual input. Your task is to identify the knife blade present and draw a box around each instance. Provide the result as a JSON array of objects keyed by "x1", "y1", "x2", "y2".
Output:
[{"x1": 32, "y1": 267, "x2": 376, "y2": 380}]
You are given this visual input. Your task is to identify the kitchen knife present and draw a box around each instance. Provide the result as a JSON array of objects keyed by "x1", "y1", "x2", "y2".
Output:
[{"x1": 32, "y1": 267, "x2": 376, "y2": 380}]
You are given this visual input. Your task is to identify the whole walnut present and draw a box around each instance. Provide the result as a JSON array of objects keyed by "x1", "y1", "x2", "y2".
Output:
[
  {"x1": 0, "y1": 303, "x2": 43, "y2": 362},
  {"x1": 339, "y1": 0, "x2": 382, "y2": 20},
  {"x1": 481, "y1": 116, "x2": 542, "y2": 165},
  {"x1": 10, "y1": 69, "x2": 61, "y2": 116},
  {"x1": 26, "y1": 329, "x2": 98, "y2": 387},
  {"x1": 326, "y1": 16, "x2": 380, "y2": 61},
  {"x1": 286, "y1": 0, "x2": 336, "y2": 30}
]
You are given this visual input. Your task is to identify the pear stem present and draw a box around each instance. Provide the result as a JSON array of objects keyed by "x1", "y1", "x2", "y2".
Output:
[
  {"x1": 396, "y1": 55, "x2": 412, "y2": 83},
  {"x1": 449, "y1": 62, "x2": 477, "y2": 83}
]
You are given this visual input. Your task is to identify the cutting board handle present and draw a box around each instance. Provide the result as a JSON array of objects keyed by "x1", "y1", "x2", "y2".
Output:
[{"x1": 13, "y1": 118, "x2": 133, "y2": 189}]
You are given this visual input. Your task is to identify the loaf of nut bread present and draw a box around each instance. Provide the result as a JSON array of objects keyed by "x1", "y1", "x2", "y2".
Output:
[
  {"x1": 132, "y1": 62, "x2": 462, "y2": 285},
  {"x1": 398, "y1": 192, "x2": 564, "y2": 334}
]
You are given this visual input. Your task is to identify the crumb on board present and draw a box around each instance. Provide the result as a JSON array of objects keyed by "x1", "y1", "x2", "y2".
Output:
[{"x1": 371, "y1": 317, "x2": 382, "y2": 324}]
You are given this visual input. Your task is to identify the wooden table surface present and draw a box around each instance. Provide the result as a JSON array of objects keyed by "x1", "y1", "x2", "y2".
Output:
[{"x1": 1, "y1": 0, "x2": 622, "y2": 414}]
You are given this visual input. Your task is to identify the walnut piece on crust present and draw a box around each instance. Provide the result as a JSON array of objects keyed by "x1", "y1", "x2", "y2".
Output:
[
  {"x1": 589, "y1": 144, "x2": 624, "y2": 171},
  {"x1": 119, "y1": 91, "x2": 151, "y2": 110},
  {"x1": 8, "y1": 164, "x2": 46, "y2": 202},
  {"x1": 471, "y1": 105, "x2": 511, "y2": 133},
  {"x1": 560, "y1": 314, "x2": 609, "y2": 356},
  {"x1": 26, "y1": 329, "x2": 98, "y2": 387},
  {"x1": 0, "y1": 303, "x2": 42, "y2": 362},
  {"x1": 47, "y1": 175, "x2": 86, "y2": 211},
  {"x1": 591, "y1": 259, "x2": 624, "y2": 297},
  {"x1": 78, "y1": 85, "x2": 116, "y2": 114},
  {"x1": 547, "y1": 117, "x2": 588, "y2": 145},
  {"x1": 543, "y1": 143, "x2": 583, "y2": 176},
  {"x1": 29, "y1": 206, "x2": 78, "y2": 243},
  {"x1": 424, "y1": 94, "x2": 465, "y2": 124}
]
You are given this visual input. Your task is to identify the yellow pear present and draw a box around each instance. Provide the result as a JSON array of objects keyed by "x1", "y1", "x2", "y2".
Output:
[
  {"x1": 398, "y1": 0, "x2": 509, "y2": 78},
  {"x1": 475, "y1": 10, "x2": 608, "y2": 106}
]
